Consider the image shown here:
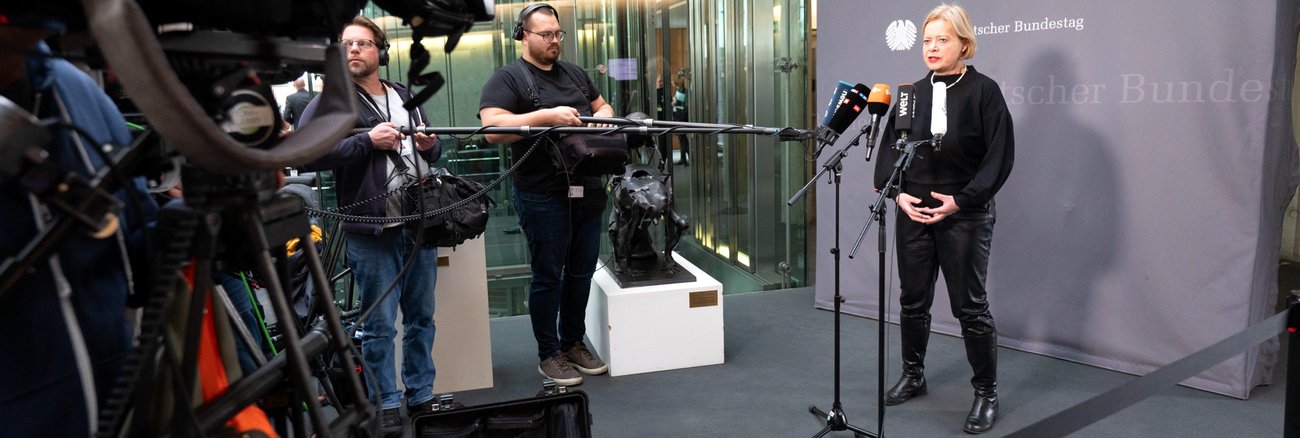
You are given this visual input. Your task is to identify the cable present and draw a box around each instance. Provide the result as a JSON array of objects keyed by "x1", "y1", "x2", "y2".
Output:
[
  {"x1": 240, "y1": 272, "x2": 278, "y2": 356},
  {"x1": 48, "y1": 252, "x2": 98, "y2": 436}
]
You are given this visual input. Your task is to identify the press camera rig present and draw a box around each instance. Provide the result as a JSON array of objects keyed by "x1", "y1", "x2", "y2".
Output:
[{"x1": 1, "y1": 1, "x2": 495, "y2": 436}]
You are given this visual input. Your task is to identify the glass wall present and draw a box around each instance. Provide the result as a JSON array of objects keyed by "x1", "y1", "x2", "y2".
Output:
[
  {"x1": 678, "y1": 0, "x2": 812, "y2": 291},
  {"x1": 347, "y1": 1, "x2": 812, "y2": 316}
]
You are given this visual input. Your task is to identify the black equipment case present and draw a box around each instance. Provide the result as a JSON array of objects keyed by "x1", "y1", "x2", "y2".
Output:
[{"x1": 411, "y1": 381, "x2": 592, "y2": 438}]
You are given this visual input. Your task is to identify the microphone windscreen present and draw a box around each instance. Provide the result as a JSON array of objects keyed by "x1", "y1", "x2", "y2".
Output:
[
  {"x1": 930, "y1": 83, "x2": 947, "y2": 137},
  {"x1": 821, "y1": 81, "x2": 854, "y2": 126},
  {"x1": 827, "y1": 90, "x2": 868, "y2": 134},
  {"x1": 866, "y1": 83, "x2": 891, "y2": 116},
  {"x1": 895, "y1": 84, "x2": 916, "y2": 133}
]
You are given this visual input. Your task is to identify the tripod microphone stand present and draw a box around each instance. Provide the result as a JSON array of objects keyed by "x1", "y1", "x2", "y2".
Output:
[{"x1": 788, "y1": 120, "x2": 881, "y2": 438}]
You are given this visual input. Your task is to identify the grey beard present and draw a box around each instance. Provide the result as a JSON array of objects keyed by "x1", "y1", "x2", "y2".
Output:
[{"x1": 350, "y1": 64, "x2": 374, "y2": 79}]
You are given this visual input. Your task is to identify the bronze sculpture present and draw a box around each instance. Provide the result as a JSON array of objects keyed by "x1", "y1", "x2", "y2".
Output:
[{"x1": 606, "y1": 131, "x2": 693, "y2": 287}]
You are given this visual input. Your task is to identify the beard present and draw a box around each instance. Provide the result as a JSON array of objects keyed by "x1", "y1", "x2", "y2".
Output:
[
  {"x1": 529, "y1": 42, "x2": 561, "y2": 66},
  {"x1": 349, "y1": 60, "x2": 376, "y2": 79}
]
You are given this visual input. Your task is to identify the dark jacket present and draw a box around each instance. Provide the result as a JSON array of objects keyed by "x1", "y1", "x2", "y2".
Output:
[
  {"x1": 0, "y1": 43, "x2": 158, "y2": 436},
  {"x1": 299, "y1": 80, "x2": 441, "y2": 235},
  {"x1": 282, "y1": 89, "x2": 314, "y2": 127}
]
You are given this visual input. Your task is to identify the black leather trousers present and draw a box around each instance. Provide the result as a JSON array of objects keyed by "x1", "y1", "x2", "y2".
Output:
[
  {"x1": 896, "y1": 203, "x2": 999, "y2": 396},
  {"x1": 894, "y1": 204, "x2": 997, "y2": 337}
]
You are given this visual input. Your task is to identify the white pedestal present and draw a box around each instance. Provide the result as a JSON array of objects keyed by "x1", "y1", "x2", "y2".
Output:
[
  {"x1": 396, "y1": 237, "x2": 493, "y2": 394},
  {"x1": 586, "y1": 254, "x2": 724, "y2": 376}
]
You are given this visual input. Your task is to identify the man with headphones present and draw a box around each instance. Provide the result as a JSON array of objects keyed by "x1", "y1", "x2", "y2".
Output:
[
  {"x1": 479, "y1": 3, "x2": 614, "y2": 386},
  {"x1": 298, "y1": 15, "x2": 441, "y2": 437}
]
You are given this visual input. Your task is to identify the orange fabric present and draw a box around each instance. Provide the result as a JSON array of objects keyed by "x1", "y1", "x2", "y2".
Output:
[{"x1": 184, "y1": 263, "x2": 277, "y2": 436}]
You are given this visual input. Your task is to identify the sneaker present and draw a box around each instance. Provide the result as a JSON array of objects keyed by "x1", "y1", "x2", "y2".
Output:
[
  {"x1": 380, "y1": 407, "x2": 402, "y2": 438},
  {"x1": 407, "y1": 398, "x2": 435, "y2": 416},
  {"x1": 538, "y1": 353, "x2": 583, "y2": 386},
  {"x1": 564, "y1": 342, "x2": 608, "y2": 375}
]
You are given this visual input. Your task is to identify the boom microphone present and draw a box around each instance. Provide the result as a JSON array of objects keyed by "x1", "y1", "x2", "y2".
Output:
[
  {"x1": 930, "y1": 82, "x2": 947, "y2": 150},
  {"x1": 863, "y1": 83, "x2": 891, "y2": 162}
]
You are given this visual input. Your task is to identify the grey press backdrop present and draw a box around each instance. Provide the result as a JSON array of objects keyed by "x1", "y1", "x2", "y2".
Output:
[{"x1": 814, "y1": 0, "x2": 1300, "y2": 398}]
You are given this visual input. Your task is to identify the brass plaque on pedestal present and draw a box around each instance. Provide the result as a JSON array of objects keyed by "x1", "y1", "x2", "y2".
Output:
[{"x1": 689, "y1": 290, "x2": 718, "y2": 308}]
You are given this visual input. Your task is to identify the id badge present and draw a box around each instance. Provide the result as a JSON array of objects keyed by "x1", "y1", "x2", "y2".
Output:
[{"x1": 568, "y1": 186, "x2": 584, "y2": 198}]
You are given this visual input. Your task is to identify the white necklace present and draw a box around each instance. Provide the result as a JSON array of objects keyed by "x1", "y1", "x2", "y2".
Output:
[{"x1": 930, "y1": 65, "x2": 967, "y2": 89}]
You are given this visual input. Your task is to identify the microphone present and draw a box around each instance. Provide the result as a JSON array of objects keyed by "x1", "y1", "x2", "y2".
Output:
[
  {"x1": 894, "y1": 84, "x2": 916, "y2": 147},
  {"x1": 863, "y1": 83, "x2": 891, "y2": 162},
  {"x1": 811, "y1": 85, "x2": 868, "y2": 158},
  {"x1": 930, "y1": 82, "x2": 947, "y2": 151},
  {"x1": 821, "y1": 81, "x2": 854, "y2": 126}
]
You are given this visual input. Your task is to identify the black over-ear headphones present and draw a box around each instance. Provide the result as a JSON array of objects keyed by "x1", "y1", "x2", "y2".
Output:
[
  {"x1": 512, "y1": 3, "x2": 559, "y2": 41},
  {"x1": 348, "y1": 17, "x2": 392, "y2": 66}
]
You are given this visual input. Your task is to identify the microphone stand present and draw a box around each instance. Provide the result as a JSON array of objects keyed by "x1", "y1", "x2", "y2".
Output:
[
  {"x1": 848, "y1": 138, "x2": 931, "y2": 257},
  {"x1": 863, "y1": 136, "x2": 930, "y2": 422},
  {"x1": 787, "y1": 120, "x2": 880, "y2": 438}
]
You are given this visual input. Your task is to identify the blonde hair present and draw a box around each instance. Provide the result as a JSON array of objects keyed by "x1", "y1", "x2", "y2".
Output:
[{"x1": 924, "y1": 3, "x2": 976, "y2": 60}]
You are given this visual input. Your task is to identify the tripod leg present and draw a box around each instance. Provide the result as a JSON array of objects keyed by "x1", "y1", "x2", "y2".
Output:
[
  {"x1": 245, "y1": 226, "x2": 331, "y2": 435},
  {"x1": 301, "y1": 238, "x2": 372, "y2": 417}
]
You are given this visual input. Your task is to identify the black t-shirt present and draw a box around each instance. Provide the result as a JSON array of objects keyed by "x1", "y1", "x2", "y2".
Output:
[{"x1": 479, "y1": 58, "x2": 606, "y2": 199}]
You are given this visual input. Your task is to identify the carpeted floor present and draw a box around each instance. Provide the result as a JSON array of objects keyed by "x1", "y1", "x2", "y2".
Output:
[{"x1": 409, "y1": 271, "x2": 1292, "y2": 437}]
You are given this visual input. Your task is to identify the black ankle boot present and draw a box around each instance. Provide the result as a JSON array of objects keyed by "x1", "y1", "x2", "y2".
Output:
[
  {"x1": 885, "y1": 373, "x2": 927, "y2": 406},
  {"x1": 962, "y1": 333, "x2": 999, "y2": 434},
  {"x1": 885, "y1": 316, "x2": 931, "y2": 406},
  {"x1": 963, "y1": 394, "x2": 998, "y2": 434}
]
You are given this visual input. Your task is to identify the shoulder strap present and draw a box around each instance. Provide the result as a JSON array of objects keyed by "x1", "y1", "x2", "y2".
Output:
[
  {"x1": 353, "y1": 83, "x2": 386, "y2": 126},
  {"x1": 508, "y1": 59, "x2": 592, "y2": 108},
  {"x1": 510, "y1": 59, "x2": 540, "y2": 108},
  {"x1": 385, "y1": 150, "x2": 408, "y2": 172},
  {"x1": 555, "y1": 61, "x2": 590, "y2": 99}
]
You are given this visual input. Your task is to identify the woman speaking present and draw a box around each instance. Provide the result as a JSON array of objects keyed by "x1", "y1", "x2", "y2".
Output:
[{"x1": 873, "y1": 3, "x2": 1015, "y2": 435}]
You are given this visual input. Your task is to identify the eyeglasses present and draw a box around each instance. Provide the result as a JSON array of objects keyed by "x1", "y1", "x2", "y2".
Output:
[
  {"x1": 523, "y1": 29, "x2": 567, "y2": 42},
  {"x1": 341, "y1": 39, "x2": 378, "y2": 50}
]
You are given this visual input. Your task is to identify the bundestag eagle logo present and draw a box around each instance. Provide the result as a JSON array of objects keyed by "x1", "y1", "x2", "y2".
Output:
[{"x1": 886, "y1": 19, "x2": 917, "y2": 51}]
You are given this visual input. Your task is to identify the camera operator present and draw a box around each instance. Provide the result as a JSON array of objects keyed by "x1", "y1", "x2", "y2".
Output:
[
  {"x1": 297, "y1": 15, "x2": 441, "y2": 437},
  {"x1": 0, "y1": 17, "x2": 158, "y2": 437}
]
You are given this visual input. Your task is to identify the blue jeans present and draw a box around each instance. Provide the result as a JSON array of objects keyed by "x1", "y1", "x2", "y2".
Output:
[
  {"x1": 512, "y1": 187, "x2": 604, "y2": 360},
  {"x1": 347, "y1": 227, "x2": 439, "y2": 410},
  {"x1": 215, "y1": 272, "x2": 265, "y2": 376}
]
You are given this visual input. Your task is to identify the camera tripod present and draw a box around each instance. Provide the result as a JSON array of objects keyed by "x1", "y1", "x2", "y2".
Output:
[{"x1": 95, "y1": 166, "x2": 374, "y2": 437}]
